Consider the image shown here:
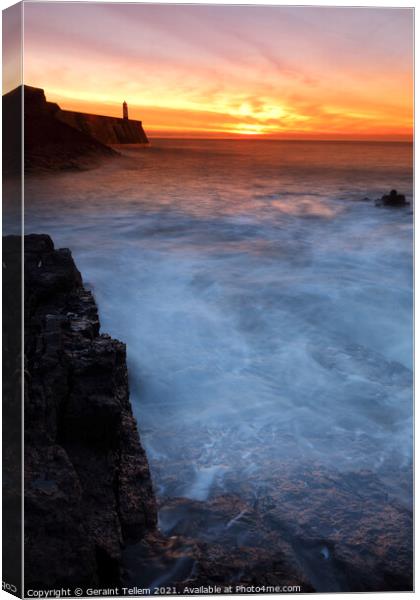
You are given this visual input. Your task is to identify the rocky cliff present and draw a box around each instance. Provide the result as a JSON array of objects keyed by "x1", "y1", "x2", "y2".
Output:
[
  {"x1": 14, "y1": 234, "x2": 157, "y2": 590},
  {"x1": 3, "y1": 86, "x2": 117, "y2": 175}
]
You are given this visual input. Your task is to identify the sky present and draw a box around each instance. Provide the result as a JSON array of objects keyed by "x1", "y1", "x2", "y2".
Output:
[
  {"x1": 19, "y1": 3, "x2": 414, "y2": 140},
  {"x1": 3, "y1": 2, "x2": 21, "y2": 95}
]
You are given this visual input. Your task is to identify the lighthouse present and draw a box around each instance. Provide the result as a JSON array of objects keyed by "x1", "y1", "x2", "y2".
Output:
[{"x1": 123, "y1": 101, "x2": 128, "y2": 120}]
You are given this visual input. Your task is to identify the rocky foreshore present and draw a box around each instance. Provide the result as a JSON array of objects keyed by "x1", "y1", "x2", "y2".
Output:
[
  {"x1": 3, "y1": 234, "x2": 412, "y2": 593},
  {"x1": 14, "y1": 234, "x2": 314, "y2": 593},
  {"x1": 12, "y1": 234, "x2": 157, "y2": 590}
]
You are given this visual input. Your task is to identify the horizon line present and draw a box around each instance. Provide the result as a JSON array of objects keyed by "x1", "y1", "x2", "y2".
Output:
[
  {"x1": 148, "y1": 136, "x2": 413, "y2": 144},
  {"x1": 6, "y1": 85, "x2": 413, "y2": 145}
]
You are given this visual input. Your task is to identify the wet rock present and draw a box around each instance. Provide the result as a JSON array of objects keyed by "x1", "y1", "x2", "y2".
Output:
[
  {"x1": 123, "y1": 530, "x2": 198, "y2": 590},
  {"x1": 180, "y1": 497, "x2": 315, "y2": 592},
  {"x1": 123, "y1": 496, "x2": 315, "y2": 593},
  {"x1": 376, "y1": 189, "x2": 409, "y2": 207},
  {"x1": 155, "y1": 469, "x2": 412, "y2": 592},
  {"x1": 258, "y1": 465, "x2": 413, "y2": 592},
  {"x1": 142, "y1": 418, "x2": 413, "y2": 592},
  {"x1": 12, "y1": 234, "x2": 158, "y2": 590}
]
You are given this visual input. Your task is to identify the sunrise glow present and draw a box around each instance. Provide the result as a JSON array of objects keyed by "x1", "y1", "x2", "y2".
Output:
[{"x1": 20, "y1": 3, "x2": 413, "y2": 140}]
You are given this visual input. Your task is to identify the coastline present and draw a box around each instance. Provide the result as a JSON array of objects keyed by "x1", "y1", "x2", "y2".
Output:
[
  {"x1": 14, "y1": 230, "x2": 412, "y2": 593},
  {"x1": 11, "y1": 234, "x2": 157, "y2": 590}
]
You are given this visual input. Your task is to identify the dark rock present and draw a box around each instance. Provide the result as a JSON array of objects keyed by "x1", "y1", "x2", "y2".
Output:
[
  {"x1": 376, "y1": 189, "x2": 409, "y2": 207},
  {"x1": 2, "y1": 235, "x2": 23, "y2": 592},
  {"x1": 10, "y1": 234, "x2": 158, "y2": 590},
  {"x1": 3, "y1": 86, "x2": 117, "y2": 175},
  {"x1": 140, "y1": 419, "x2": 413, "y2": 592}
]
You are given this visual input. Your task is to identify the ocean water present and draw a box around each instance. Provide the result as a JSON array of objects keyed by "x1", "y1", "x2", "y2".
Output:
[{"x1": 21, "y1": 139, "x2": 413, "y2": 586}]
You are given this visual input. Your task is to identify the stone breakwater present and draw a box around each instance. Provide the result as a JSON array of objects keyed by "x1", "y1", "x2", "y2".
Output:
[
  {"x1": 3, "y1": 86, "x2": 117, "y2": 175},
  {"x1": 3, "y1": 85, "x2": 149, "y2": 175},
  {"x1": 16, "y1": 234, "x2": 157, "y2": 590},
  {"x1": 56, "y1": 109, "x2": 149, "y2": 146}
]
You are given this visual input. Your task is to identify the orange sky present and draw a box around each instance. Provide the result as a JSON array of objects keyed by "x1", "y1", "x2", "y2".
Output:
[{"x1": 21, "y1": 3, "x2": 413, "y2": 140}]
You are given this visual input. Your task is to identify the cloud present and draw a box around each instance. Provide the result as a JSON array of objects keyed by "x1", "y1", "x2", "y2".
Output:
[{"x1": 22, "y1": 4, "x2": 413, "y2": 140}]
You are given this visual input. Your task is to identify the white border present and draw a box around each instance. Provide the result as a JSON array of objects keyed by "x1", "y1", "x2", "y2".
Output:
[{"x1": 0, "y1": 2, "x2": 415, "y2": 600}]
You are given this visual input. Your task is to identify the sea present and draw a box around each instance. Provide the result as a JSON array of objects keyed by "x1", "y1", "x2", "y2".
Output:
[{"x1": 20, "y1": 139, "x2": 413, "y2": 589}]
